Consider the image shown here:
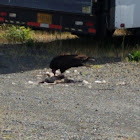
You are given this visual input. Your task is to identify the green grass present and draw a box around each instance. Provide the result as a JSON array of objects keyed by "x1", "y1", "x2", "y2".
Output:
[
  {"x1": 127, "y1": 50, "x2": 140, "y2": 62},
  {"x1": 1, "y1": 25, "x2": 33, "y2": 43}
]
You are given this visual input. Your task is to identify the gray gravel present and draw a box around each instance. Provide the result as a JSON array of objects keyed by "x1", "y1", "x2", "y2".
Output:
[{"x1": 0, "y1": 61, "x2": 140, "y2": 140}]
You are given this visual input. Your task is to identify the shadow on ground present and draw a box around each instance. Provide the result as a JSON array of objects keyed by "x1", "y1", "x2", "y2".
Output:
[{"x1": 0, "y1": 36, "x2": 139, "y2": 74}]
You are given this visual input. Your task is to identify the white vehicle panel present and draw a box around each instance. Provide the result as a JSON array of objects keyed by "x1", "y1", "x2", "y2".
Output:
[{"x1": 115, "y1": 0, "x2": 140, "y2": 29}]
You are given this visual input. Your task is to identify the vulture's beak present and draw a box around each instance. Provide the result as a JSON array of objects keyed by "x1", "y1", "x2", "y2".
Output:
[{"x1": 52, "y1": 69, "x2": 56, "y2": 76}]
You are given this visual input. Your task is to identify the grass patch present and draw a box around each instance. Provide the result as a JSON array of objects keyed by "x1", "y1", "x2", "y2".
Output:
[
  {"x1": 0, "y1": 25, "x2": 140, "y2": 61},
  {"x1": 32, "y1": 30, "x2": 76, "y2": 43},
  {"x1": 0, "y1": 24, "x2": 76, "y2": 44},
  {"x1": 1, "y1": 25, "x2": 33, "y2": 43},
  {"x1": 127, "y1": 50, "x2": 140, "y2": 62}
]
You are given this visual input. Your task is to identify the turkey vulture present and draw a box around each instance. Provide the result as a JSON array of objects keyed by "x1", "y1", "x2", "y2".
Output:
[{"x1": 50, "y1": 54, "x2": 92, "y2": 75}]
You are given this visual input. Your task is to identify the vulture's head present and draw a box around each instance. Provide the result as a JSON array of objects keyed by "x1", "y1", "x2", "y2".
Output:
[
  {"x1": 49, "y1": 61, "x2": 57, "y2": 76},
  {"x1": 51, "y1": 69, "x2": 56, "y2": 76}
]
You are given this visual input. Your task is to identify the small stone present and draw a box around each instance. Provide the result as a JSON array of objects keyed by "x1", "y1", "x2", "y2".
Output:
[
  {"x1": 56, "y1": 70, "x2": 60, "y2": 75},
  {"x1": 66, "y1": 70, "x2": 70, "y2": 74},
  {"x1": 95, "y1": 80, "x2": 106, "y2": 84},
  {"x1": 28, "y1": 81, "x2": 34, "y2": 84},
  {"x1": 12, "y1": 82, "x2": 16, "y2": 85},
  {"x1": 46, "y1": 72, "x2": 50, "y2": 74},
  {"x1": 83, "y1": 80, "x2": 89, "y2": 85},
  {"x1": 74, "y1": 70, "x2": 78, "y2": 73},
  {"x1": 116, "y1": 81, "x2": 126, "y2": 86}
]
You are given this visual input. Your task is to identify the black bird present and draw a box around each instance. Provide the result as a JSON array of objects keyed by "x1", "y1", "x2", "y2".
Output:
[{"x1": 50, "y1": 54, "x2": 92, "y2": 75}]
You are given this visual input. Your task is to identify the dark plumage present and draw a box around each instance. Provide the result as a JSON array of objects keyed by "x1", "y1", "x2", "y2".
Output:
[{"x1": 50, "y1": 54, "x2": 90, "y2": 75}]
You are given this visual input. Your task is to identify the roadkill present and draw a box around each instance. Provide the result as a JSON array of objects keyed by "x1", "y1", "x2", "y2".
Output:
[{"x1": 39, "y1": 73, "x2": 82, "y2": 84}]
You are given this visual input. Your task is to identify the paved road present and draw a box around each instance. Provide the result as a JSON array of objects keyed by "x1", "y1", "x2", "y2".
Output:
[
  {"x1": 0, "y1": 60, "x2": 139, "y2": 139},
  {"x1": 0, "y1": 42, "x2": 140, "y2": 139}
]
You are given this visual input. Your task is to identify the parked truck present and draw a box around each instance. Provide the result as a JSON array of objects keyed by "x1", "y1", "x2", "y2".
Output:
[{"x1": 0, "y1": 0, "x2": 139, "y2": 38}]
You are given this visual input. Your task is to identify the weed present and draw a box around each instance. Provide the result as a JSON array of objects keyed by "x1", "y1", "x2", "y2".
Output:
[
  {"x1": 3, "y1": 25, "x2": 33, "y2": 43},
  {"x1": 127, "y1": 50, "x2": 140, "y2": 62}
]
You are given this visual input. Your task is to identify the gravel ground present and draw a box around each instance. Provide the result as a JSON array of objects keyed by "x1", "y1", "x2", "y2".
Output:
[{"x1": 0, "y1": 60, "x2": 140, "y2": 139}]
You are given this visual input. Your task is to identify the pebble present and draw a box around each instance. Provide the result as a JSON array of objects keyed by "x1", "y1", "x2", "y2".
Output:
[
  {"x1": 36, "y1": 75, "x2": 42, "y2": 77},
  {"x1": 56, "y1": 70, "x2": 60, "y2": 75},
  {"x1": 28, "y1": 81, "x2": 34, "y2": 84},
  {"x1": 12, "y1": 82, "x2": 16, "y2": 85},
  {"x1": 116, "y1": 81, "x2": 126, "y2": 86},
  {"x1": 74, "y1": 70, "x2": 78, "y2": 73},
  {"x1": 66, "y1": 70, "x2": 70, "y2": 74},
  {"x1": 95, "y1": 80, "x2": 106, "y2": 84},
  {"x1": 83, "y1": 80, "x2": 89, "y2": 85}
]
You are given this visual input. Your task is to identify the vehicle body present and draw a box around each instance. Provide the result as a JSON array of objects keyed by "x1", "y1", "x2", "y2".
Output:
[{"x1": 0, "y1": 0, "x2": 139, "y2": 37}]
